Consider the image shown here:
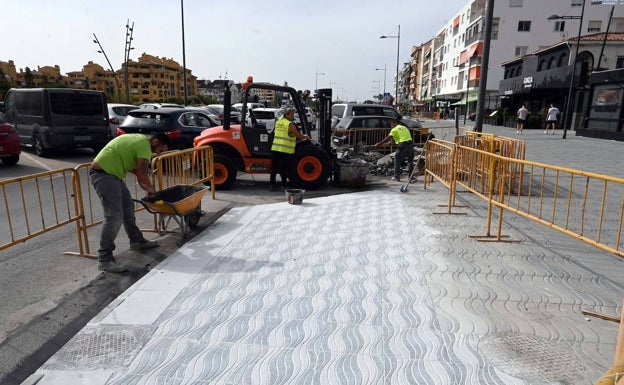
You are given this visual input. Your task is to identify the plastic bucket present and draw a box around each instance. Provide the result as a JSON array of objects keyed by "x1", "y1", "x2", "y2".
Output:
[{"x1": 285, "y1": 189, "x2": 305, "y2": 205}]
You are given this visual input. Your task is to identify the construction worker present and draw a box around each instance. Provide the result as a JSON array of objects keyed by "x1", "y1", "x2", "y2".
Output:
[
  {"x1": 269, "y1": 107, "x2": 309, "y2": 191},
  {"x1": 374, "y1": 118, "x2": 414, "y2": 182}
]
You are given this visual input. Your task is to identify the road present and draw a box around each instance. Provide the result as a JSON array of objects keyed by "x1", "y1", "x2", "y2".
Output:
[{"x1": 0, "y1": 119, "x2": 460, "y2": 384}]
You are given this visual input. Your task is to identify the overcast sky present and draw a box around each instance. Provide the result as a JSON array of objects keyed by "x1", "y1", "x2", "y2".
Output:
[{"x1": 2, "y1": 0, "x2": 467, "y2": 102}]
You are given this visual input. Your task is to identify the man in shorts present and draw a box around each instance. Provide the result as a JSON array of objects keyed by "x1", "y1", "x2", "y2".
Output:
[
  {"x1": 516, "y1": 105, "x2": 529, "y2": 135},
  {"x1": 545, "y1": 104, "x2": 559, "y2": 135}
]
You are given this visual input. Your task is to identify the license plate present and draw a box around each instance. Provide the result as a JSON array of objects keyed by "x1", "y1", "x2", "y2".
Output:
[{"x1": 74, "y1": 135, "x2": 91, "y2": 141}]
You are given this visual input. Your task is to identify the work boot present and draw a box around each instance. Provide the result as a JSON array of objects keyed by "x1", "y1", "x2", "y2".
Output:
[
  {"x1": 98, "y1": 259, "x2": 128, "y2": 273},
  {"x1": 130, "y1": 238, "x2": 159, "y2": 250}
]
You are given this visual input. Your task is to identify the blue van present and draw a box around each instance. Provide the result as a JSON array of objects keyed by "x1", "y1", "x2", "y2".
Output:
[{"x1": 1, "y1": 88, "x2": 110, "y2": 156}]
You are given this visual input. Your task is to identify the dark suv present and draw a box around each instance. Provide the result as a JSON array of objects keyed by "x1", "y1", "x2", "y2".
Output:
[
  {"x1": 331, "y1": 103, "x2": 422, "y2": 129},
  {"x1": 117, "y1": 108, "x2": 218, "y2": 149}
]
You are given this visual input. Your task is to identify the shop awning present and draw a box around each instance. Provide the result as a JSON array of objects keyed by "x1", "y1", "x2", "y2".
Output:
[{"x1": 450, "y1": 95, "x2": 478, "y2": 105}]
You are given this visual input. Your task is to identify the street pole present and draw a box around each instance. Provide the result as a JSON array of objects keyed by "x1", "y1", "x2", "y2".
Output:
[
  {"x1": 380, "y1": 25, "x2": 400, "y2": 109},
  {"x1": 92, "y1": 33, "x2": 121, "y2": 102},
  {"x1": 375, "y1": 64, "x2": 387, "y2": 103},
  {"x1": 562, "y1": 1, "x2": 585, "y2": 139},
  {"x1": 181, "y1": 0, "x2": 188, "y2": 106},
  {"x1": 315, "y1": 69, "x2": 325, "y2": 91},
  {"x1": 475, "y1": 0, "x2": 494, "y2": 132},
  {"x1": 124, "y1": 20, "x2": 134, "y2": 104}
]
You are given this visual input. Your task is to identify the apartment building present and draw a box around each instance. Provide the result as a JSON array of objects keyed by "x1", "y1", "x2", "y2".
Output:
[
  {"x1": 1, "y1": 53, "x2": 198, "y2": 104},
  {"x1": 408, "y1": 0, "x2": 624, "y2": 114}
]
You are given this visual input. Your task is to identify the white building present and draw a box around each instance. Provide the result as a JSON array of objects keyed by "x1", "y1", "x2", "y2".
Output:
[{"x1": 423, "y1": 0, "x2": 624, "y2": 112}]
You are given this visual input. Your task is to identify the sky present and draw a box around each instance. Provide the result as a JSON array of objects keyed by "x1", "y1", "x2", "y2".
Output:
[{"x1": 1, "y1": 0, "x2": 468, "y2": 103}]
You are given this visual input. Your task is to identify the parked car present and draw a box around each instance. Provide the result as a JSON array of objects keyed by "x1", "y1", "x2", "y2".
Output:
[
  {"x1": 107, "y1": 103, "x2": 138, "y2": 135},
  {"x1": 1, "y1": 88, "x2": 110, "y2": 156},
  {"x1": 232, "y1": 102, "x2": 265, "y2": 113},
  {"x1": 138, "y1": 102, "x2": 185, "y2": 110},
  {"x1": 246, "y1": 108, "x2": 282, "y2": 132},
  {"x1": 331, "y1": 103, "x2": 422, "y2": 129},
  {"x1": 203, "y1": 104, "x2": 241, "y2": 124},
  {"x1": 0, "y1": 119, "x2": 20, "y2": 165},
  {"x1": 333, "y1": 115, "x2": 431, "y2": 146},
  {"x1": 117, "y1": 108, "x2": 219, "y2": 149}
]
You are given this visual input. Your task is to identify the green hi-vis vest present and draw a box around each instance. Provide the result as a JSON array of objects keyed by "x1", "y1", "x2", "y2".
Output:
[
  {"x1": 271, "y1": 117, "x2": 296, "y2": 154},
  {"x1": 391, "y1": 124, "x2": 413, "y2": 144}
]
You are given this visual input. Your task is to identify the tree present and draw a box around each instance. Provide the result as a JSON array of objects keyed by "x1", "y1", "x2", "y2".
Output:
[{"x1": 24, "y1": 67, "x2": 35, "y2": 88}]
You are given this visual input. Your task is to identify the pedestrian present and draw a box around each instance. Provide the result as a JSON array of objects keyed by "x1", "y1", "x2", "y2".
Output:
[
  {"x1": 269, "y1": 107, "x2": 309, "y2": 191},
  {"x1": 516, "y1": 104, "x2": 529, "y2": 135},
  {"x1": 373, "y1": 118, "x2": 414, "y2": 182},
  {"x1": 90, "y1": 133, "x2": 171, "y2": 273},
  {"x1": 545, "y1": 104, "x2": 560, "y2": 134}
]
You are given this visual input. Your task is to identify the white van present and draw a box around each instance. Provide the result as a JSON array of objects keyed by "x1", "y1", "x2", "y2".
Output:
[{"x1": 2, "y1": 88, "x2": 110, "y2": 156}]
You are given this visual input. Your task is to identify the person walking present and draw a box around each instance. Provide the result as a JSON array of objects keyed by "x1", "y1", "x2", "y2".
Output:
[
  {"x1": 90, "y1": 133, "x2": 171, "y2": 273},
  {"x1": 269, "y1": 107, "x2": 309, "y2": 191},
  {"x1": 545, "y1": 104, "x2": 560, "y2": 134},
  {"x1": 374, "y1": 118, "x2": 414, "y2": 182},
  {"x1": 516, "y1": 105, "x2": 529, "y2": 135}
]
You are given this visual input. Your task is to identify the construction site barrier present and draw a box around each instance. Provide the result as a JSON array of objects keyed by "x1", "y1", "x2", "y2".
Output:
[
  {"x1": 1, "y1": 146, "x2": 215, "y2": 257},
  {"x1": 425, "y1": 136, "x2": 624, "y2": 257},
  {"x1": 0, "y1": 168, "x2": 89, "y2": 255}
]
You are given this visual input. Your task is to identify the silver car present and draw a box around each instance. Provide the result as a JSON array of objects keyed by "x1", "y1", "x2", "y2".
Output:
[{"x1": 107, "y1": 103, "x2": 138, "y2": 135}]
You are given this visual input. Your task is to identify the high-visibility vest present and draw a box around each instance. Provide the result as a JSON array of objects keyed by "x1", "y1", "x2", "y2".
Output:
[
  {"x1": 390, "y1": 124, "x2": 412, "y2": 144},
  {"x1": 271, "y1": 117, "x2": 296, "y2": 154}
]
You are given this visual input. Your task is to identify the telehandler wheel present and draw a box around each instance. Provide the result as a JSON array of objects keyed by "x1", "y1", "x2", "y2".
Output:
[
  {"x1": 212, "y1": 154, "x2": 237, "y2": 190},
  {"x1": 289, "y1": 145, "x2": 331, "y2": 190}
]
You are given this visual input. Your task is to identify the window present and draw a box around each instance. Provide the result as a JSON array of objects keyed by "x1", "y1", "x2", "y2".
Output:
[
  {"x1": 515, "y1": 46, "x2": 528, "y2": 56},
  {"x1": 571, "y1": 0, "x2": 582, "y2": 6},
  {"x1": 554, "y1": 21, "x2": 565, "y2": 32},
  {"x1": 492, "y1": 18, "x2": 499, "y2": 39},
  {"x1": 616, "y1": 56, "x2": 624, "y2": 69},
  {"x1": 510, "y1": 0, "x2": 523, "y2": 6},
  {"x1": 518, "y1": 21, "x2": 531, "y2": 32},
  {"x1": 588, "y1": 20, "x2": 602, "y2": 32}
]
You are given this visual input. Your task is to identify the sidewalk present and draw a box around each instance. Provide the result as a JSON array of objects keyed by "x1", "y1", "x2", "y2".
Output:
[{"x1": 23, "y1": 126, "x2": 624, "y2": 385}]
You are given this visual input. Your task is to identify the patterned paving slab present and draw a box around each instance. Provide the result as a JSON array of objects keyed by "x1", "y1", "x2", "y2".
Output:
[{"x1": 32, "y1": 188, "x2": 623, "y2": 384}]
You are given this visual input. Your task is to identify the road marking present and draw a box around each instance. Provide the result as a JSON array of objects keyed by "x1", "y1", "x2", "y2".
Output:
[{"x1": 22, "y1": 152, "x2": 54, "y2": 171}]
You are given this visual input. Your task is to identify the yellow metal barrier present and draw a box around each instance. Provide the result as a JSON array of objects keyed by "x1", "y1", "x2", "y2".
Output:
[
  {"x1": 0, "y1": 168, "x2": 89, "y2": 256},
  {"x1": 424, "y1": 139, "x2": 464, "y2": 215},
  {"x1": 450, "y1": 144, "x2": 624, "y2": 255},
  {"x1": 151, "y1": 145, "x2": 215, "y2": 198},
  {"x1": 0, "y1": 146, "x2": 215, "y2": 257}
]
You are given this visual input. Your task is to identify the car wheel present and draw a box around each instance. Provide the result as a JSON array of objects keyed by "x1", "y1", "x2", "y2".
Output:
[
  {"x1": 289, "y1": 145, "x2": 331, "y2": 190},
  {"x1": 1, "y1": 155, "x2": 19, "y2": 166},
  {"x1": 211, "y1": 154, "x2": 237, "y2": 190},
  {"x1": 33, "y1": 133, "x2": 49, "y2": 157}
]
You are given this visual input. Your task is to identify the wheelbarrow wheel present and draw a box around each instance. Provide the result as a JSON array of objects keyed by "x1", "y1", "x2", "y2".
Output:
[{"x1": 184, "y1": 210, "x2": 201, "y2": 228}]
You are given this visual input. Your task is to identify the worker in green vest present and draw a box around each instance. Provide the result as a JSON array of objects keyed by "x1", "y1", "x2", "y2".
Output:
[
  {"x1": 270, "y1": 107, "x2": 310, "y2": 191},
  {"x1": 374, "y1": 118, "x2": 414, "y2": 182}
]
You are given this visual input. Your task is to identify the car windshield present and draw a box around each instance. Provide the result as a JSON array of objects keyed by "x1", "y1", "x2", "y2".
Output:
[{"x1": 123, "y1": 112, "x2": 171, "y2": 127}]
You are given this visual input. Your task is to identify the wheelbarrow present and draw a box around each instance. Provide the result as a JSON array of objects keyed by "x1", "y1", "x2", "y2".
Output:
[{"x1": 134, "y1": 184, "x2": 208, "y2": 238}]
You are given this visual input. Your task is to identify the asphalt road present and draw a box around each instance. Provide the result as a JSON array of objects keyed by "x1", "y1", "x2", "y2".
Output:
[{"x1": 0, "y1": 119, "x2": 460, "y2": 384}]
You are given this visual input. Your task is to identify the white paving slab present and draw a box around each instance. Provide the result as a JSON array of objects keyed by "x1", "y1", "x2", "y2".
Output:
[{"x1": 27, "y1": 186, "x2": 624, "y2": 385}]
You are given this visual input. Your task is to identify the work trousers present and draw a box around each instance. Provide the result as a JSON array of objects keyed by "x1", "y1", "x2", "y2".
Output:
[
  {"x1": 90, "y1": 170, "x2": 144, "y2": 262},
  {"x1": 394, "y1": 141, "x2": 415, "y2": 180}
]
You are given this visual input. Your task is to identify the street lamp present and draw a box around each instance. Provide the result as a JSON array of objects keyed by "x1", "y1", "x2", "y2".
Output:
[
  {"x1": 372, "y1": 80, "x2": 381, "y2": 100},
  {"x1": 181, "y1": 0, "x2": 188, "y2": 106},
  {"x1": 380, "y1": 24, "x2": 400, "y2": 109},
  {"x1": 124, "y1": 20, "x2": 135, "y2": 104},
  {"x1": 375, "y1": 64, "x2": 387, "y2": 103},
  {"x1": 548, "y1": 2, "x2": 585, "y2": 139},
  {"x1": 92, "y1": 33, "x2": 121, "y2": 102},
  {"x1": 315, "y1": 69, "x2": 325, "y2": 91}
]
